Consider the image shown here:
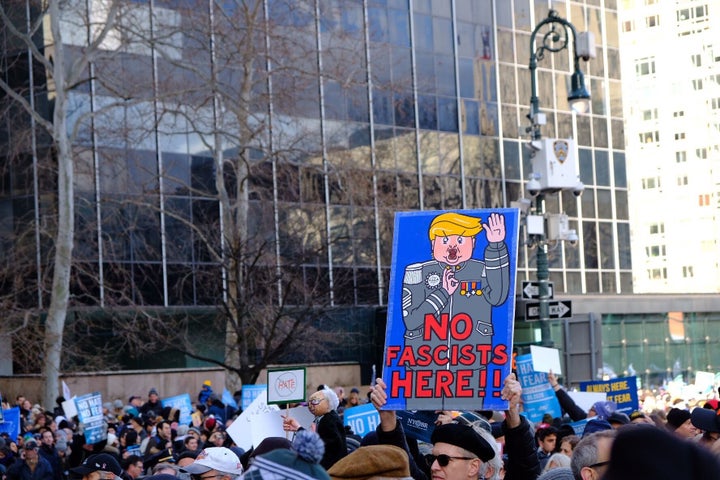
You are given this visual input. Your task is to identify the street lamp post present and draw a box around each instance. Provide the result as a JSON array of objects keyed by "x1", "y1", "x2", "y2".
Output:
[{"x1": 525, "y1": 10, "x2": 591, "y2": 347}]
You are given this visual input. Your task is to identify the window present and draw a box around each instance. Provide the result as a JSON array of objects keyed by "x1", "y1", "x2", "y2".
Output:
[
  {"x1": 710, "y1": 98, "x2": 720, "y2": 110},
  {"x1": 642, "y1": 177, "x2": 661, "y2": 189},
  {"x1": 693, "y1": 79, "x2": 703, "y2": 90},
  {"x1": 676, "y1": 151, "x2": 687, "y2": 162},
  {"x1": 639, "y1": 131, "x2": 659, "y2": 143},
  {"x1": 691, "y1": 54, "x2": 702, "y2": 67},
  {"x1": 646, "y1": 15, "x2": 659, "y2": 28},
  {"x1": 645, "y1": 245, "x2": 666, "y2": 257},
  {"x1": 635, "y1": 58, "x2": 656, "y2": 76},
  {"x1": 622, "y1": 20, "x2": 634, "y2": 32},
  {"x1": 675, "y1": 132, "x2": 686, "y2": 140},
  {"x1": 641, "y1": 108, "x2": 658, "y2": 121},
  {"x1": 677, "y1": 175, "x2": 688, "y2": 186},
  {"x1": 673, "y1": 110, "x2": 685, "y2": 117},
  {"x1": 682, "y1": 266, "x2": 694, "y2": 278},
  {"x1": 699, "y1": 194, "x2": 711, "y2": 206},
  {"x1": 649, "y1": 223, "x2": 665, "y2": 235},
  {"x1": 696, "y1": 148, "x2": 707, "y2": 159},
  {"x1": 648, "y1": 268, "x2": 667, "y2": 280}
]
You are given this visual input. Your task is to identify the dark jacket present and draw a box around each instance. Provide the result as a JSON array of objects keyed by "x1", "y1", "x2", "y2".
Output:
[
  {"x1": 502, "y1": 415, "x2": 541, "y2": 480},
  {"x1": 7, "y1": 457, "x2": 55, "y2": 480},
  {"x1": 314, "y1": 410, "x2": 347, "y2": 470},
  {"x1": 554, "y1": 387, "x2": 587, "y2": 421},
  {"x1": 374, "y1": 420, "x2": 428, "y2": 480},
  {"x1": 38, "y1": 445, "x2": 63, "y2": 480}
]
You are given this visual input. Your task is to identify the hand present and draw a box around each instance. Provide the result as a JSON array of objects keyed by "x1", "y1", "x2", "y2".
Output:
[
  {"x1": 502, "y1": 373, "x2": 523, "y2": 428},
  {"x1": 434, "y1": 411, "x2": 454, "y2": 426},
  {"x1": 443, "y1": 268, "x2": 459, "y2": 295},
  {"x1": 548, "y1": 370, "x2": 559, "y2": 388},
  {"x1": 282, "y1": 416, "x2": 300, "y2": 432},
  {"x1": 483, "y1": 213, "x2": 506, "y2": 243},
  {"x1": 370, "y1": 378, "x2": 388, "y2": 410}
]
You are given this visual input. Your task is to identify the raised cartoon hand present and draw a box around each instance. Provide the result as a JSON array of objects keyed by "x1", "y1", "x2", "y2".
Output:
[
  {"x1": 483, "y1": 213, "x2": 506, "y2": 243},
  {"x1": 443, "y1": 267, "x2": 459, "y2": 295}
]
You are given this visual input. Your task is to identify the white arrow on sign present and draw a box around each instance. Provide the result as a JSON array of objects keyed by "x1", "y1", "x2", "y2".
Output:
[{"x1": 522, "y1": 281, "x2": 554, "y2": 299}]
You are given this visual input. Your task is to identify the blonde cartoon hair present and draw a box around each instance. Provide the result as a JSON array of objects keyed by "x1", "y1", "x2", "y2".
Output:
[{"x1": 428, "y1": 212, "x2": 482, "y2": 241}]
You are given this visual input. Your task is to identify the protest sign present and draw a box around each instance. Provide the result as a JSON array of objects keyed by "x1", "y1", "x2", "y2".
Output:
[
  {"x1": 382, "y1": 209, "x2": 520, "y2": 411},
  {"x1": 226, "y1": 390, "x2": 279, "y2": 451},
  {"x1": 579, "y1": 376, "x2": 639, "y2": 414},
  {"x1": 0, "y1": 407, "x2": 20, "y2": 439},
  {"x1": 342, "y1": 404, "x2": 380, "y2": 438},
  {"x1": 515, "y1": 354, "x2": 561, "y2": 423},
  {"x1": 567, "y1": 391, "x2": 606, "y2": 413},
  {"x1": 241, "y1": 385, "x2": 267, "y2": 411},
  {"x1": 529, "y1": 345, "x2": 562, "y2": 374},
  {"x1": 267, "y1": 368, "x2": 306, "y2": 405},
  {"x1": 62, "y1": 397, "x2": 78, "y2": 419},
  {"x1": 74, "y1": 392, "x2": 106, "y2": 444},
  {"x1": 161, "y1": 393, "x2": 193, "y2": 426},
  {"x1": 394, "y1": 410, "x2": 438, "y2": 443}
]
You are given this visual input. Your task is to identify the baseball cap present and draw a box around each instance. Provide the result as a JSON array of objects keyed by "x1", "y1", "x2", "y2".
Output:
[
  {"x1": 24, "y1": 440, "x2": 38, "y2": 450},
  {"x1": 180, "y1": 448, "x2": 243, "y2": 475},
  {"x1": 70, "y1": 453, "x2": 123, "y2": 476},
  {"x1": 691, "y1": 407, "x2": 720, "y2": 433}
]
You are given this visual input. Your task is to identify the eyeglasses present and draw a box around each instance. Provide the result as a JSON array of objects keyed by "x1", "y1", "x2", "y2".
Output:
[
  {"x1": 309, "y1": 398, "x2": 326, "y2": 406},
  {"x1": 426, "y1": 454, "x2": 476, "y2": 467},
  {"x1": 588, "y1": 461, "x2": 610, "y2": 469}
]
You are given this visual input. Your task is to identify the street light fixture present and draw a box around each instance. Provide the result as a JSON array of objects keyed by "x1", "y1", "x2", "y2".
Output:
[{"x1": 522, "y1": 10, "x2": 593, "y2": 347}]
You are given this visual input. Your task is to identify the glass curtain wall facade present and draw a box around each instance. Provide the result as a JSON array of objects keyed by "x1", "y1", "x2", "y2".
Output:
[{"x1": 1, "y1": 0, "x2": 630, "y2": 370}]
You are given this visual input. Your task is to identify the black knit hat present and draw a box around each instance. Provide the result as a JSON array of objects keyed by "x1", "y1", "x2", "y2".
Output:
[
  {"x1": 665, "y1": 408, "x2": 691, "y2": 430},
  {"x1": 430, "y1": 423, "x2": 495, "y2": 462}
]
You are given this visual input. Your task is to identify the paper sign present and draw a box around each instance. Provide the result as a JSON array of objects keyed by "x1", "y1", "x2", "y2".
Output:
[
  {"x1": 529, "y1": 345, "x2": 562, "y2": 374},
  {"x1": 285, "y1": 406, "x2": 315, "y2": 431},
  {"x1": 62, "y1": 381, "x2": 72, "y2": 400},
  {"x1": 695, "y1": 371, "x2": 715, "y2": 393},
  {"x1": 579, "y1": 376, "x2": 639, "y2": 414},
  {"x1": 74, "y1": 392, "x2": 106, "y2": 444},
  {"x1": 250, "y1": 410, "x2": 286, "y2": 447},
  {"x1": 567, "y1": 391, "x2": 607, "y2": 413},
  {"x1": 382, "y1": 209, "x2": 520, "y2": 411},
  {"x1": 62, "y1": 397, "x2": 78, "y2": 419},
  {"x1": 241, "y1": 385, "x2": 266, "y2": 411},
  {"x1": 515, "y1": 354, "x2": 561, "y2": 423},
  {"x1": 226, "y1": 390, "x2": 279, "y2": 451},
  {"x1": 267, "y1": 368, "x2": 306, "y2": 404},
  {"x1": 394, "y1": 410, "x2": 438, "y2": 443},
  {"x1": 0, "y1": 407, "x2": 20, "y2": 439},
  {"x1": 161, "y1": 393, "x2": 193, "y2": 426},
  {"x1": 342, "y1": 403, "x2": 380, "y2": 438}
]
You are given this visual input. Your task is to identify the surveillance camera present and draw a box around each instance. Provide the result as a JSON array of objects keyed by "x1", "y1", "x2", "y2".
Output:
[
  {"x1": 572, "y1": 181, "x2": 585, "y2": 197},
  {"x1": 566, "y1": 229, "x2": 579, "y2": 247},
  {"x1": 526, "y1": 177, "x2": 541, "y2": 198}
]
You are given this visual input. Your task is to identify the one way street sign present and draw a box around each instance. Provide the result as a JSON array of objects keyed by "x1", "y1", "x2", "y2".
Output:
[
  {"x1": 525, "y1": 300, "x2": 572, "y2": 321},
  {"x1": 521, "y1": 281, "x2": 554, "y2": 299}
]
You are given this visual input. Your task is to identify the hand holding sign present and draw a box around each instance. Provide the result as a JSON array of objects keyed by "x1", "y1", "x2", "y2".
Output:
[{"x1": 282, "y1": 416, "x2": 301, "y2": 432}]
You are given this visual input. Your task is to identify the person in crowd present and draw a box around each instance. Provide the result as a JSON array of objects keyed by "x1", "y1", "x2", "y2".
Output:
[
  {"x1": 7, "y1": 440, "x2": 54, "y2": 480},
  {"x1": 535, "y1": 425, "x2": 558, "y2": 470},
  {"x1": 542, "y1": 452, "x2": 570, "y2": 473},
  {"x1": 121, "y1": 455, "x2": 144, "y2": 480},
  {"x1": 145, "y1": 421, "x2": 173, "y2": 457},
  {"x1": 558, "y1": 435, "x2": 579, "y2": 457},
  {"x1": 180, "y1": 447, "x2": 243, "y2": 480},
  {"x1": 570, "y1": 429, "x2": 616, "y2": 480},
  {"x1": 282, "y1": 387, "x2": 347, "y2": 470},
  {"x1": 690, "y1": 406, "x2": 720, "y2": 449},
  {"x1": 69, "y1": 453, "x2": 123, "y2": 480},
  {"x1": 345, "y1": 388, "x2": 361, "y2": 408},
  {"x1": 240, "y1": 431, "x2": 326, "y2": 480},
  {"x1": 140, "y1": 390, "x2": 162, "y2": 417},
  {"x1": 603, "y1": 424, "x2": 720, "y2": 479},
  {"x1": 665, "y1": 407, "x2": 698, "y2": 439},
  {"x1": 198, "y1": 382, "x2": 213, "y2": 406},
  {"x1": 37, "y1": 430, "x2": 63, "y2": 480},
  {"x1": 547, "y1": 371, "x2": 617, "y2": 422},
  {"x1": 327, "y1": 444, "x2": 411, "y2": 480}
]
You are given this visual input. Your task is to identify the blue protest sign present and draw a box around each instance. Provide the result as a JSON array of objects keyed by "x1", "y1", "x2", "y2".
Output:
[
  {"x1": 0, "y1": 407, "x2": 20, "y2": 440},
  {"x1": 222, "y1": 388, "x2": 238, "y2": 409},
  {"x1": 568, "y1": 418, "x2": 589, "y2": 436},
  {"x1": 515, "y1": 354, "x2": 561, "y2": 424},
  {"x1": 241, "y1": 385, "x2": 267, "y2": 411},
  {"x1": 382, "y1": 209, "x2": 520, "y2": 411},
  {"x1": 342, "y1": 403, "x2": 380, "y2": 438},
  {"x1": 394, "y1": 410, "x2": 438, "y2": 443},
  {"x1": 74, "y1": 392, "x2": 106, "y2": 444},
  {"x1": 162, "y1": 393, "x2": 193, "y2": 426},
  {"x1": 579, "y1": 376, "x2": 639, "y2": 414}
]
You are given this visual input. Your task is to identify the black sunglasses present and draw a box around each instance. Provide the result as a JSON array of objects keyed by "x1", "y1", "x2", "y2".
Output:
[{"x1": 426, "y1": 454, "x2": 476, "y2": 467}]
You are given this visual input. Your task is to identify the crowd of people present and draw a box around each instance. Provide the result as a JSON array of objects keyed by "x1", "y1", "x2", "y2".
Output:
[{"x1": 2, "y1": 373, "x2": 720, "y2": 480}]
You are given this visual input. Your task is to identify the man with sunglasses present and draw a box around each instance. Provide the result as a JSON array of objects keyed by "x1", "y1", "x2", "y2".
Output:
[
  {"x1": 429, "y1": 423, "x2": 500, "y2": 480},
  {"x1": 179, "y1": 447, "x2": 243, "y2": 480}
]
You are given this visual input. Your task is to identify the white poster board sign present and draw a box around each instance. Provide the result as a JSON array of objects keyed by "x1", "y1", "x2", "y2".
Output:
[
  {"x1": 530, "y1": 345, "x2": 562, "y2": 374},
  {"x1": 226, "y1": 390, "x2": 279, "y2": 451}
]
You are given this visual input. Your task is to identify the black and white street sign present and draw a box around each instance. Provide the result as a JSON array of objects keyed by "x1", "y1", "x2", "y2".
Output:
[
  {"x1": 525, "y1": 300, "x2": 572, "y2": 320},
  {"x1": 521, "y1": 281, "x2": 554, "y2": 300}
]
